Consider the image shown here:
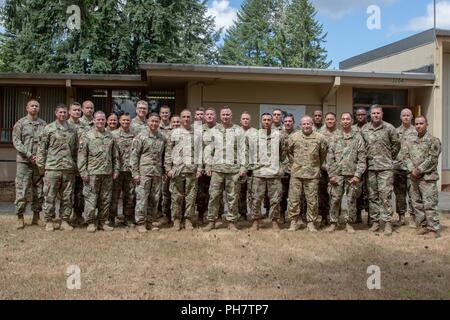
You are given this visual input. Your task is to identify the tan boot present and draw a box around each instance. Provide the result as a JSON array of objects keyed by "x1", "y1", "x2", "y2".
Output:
[
  {"x1": 409, "y1": 215, "x2": 417, "y2": 229},
  {"x1": 16, "y1": 216, "x2": 25, "y2": 230},
  {"x1": 45, "y1": 222, "x2": 54, "y2": 232},
  {"x1": 172, "y1": 219, "x2": 181, "y2": 231},
  {"x1": 60, "y1": 221, "x2": 74, "y2": 231},
  {"x1": 228, "y1": 222, "x2": 239, "y2": 231},
  {"x1": 86, "y1": 224, "x2": 96, "y2": 233},
  {"x1": 185, "y1": 219, "x2": 194, "y2": 231},
  {"x1": 203, "y1": 222, "x2": 215, "y2": 232},
  {"x1": 288, "y1": 219, "x2": 299, "y2": 231},
  {"x1": 31, "y1": 212, "x2": 43, "y2": 226},
  {"x1": 416, "y1": 227, "x2": 430, "y2": 236},
  {"x1": 307, "y1": 222, "x2": 318, "y2": 233},
  {"x1": 251, "y1": 220, "x2": 259, "y2": 231},
  {"x1": 100, "y1": 224, "x2": 114, "y2": 232},
  {"x1": 384, "y1": 222, "x2": 393, "y2": 236},
  {"x1": 369, "y1": 222, "x2": 380, "y2": 232},
  {"x1": 325, "y1": 224, "x2": 336, "y2": 233},
  {"x1": 345, "y1": 223, "x2": 355, "y2": 234},
  {"x1": 272, "y1": 220, "x2": 281, "y2": 231}
]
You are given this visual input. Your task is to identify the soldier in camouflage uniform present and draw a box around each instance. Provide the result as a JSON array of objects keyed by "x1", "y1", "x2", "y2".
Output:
[
  {"x1": 12, "y1": 99, "x2": 46, "y2": 229},
  {"x1": 67, "y1": 102, "x2": 88, "y2": 227},
  {"x1": 360, "y1": 106, "x2": 401, "y2": 236},
  {"x1": 130, "y1": 113, "x2": 166, "y2": 233},
  {"x1": 158, "y1": 105, "x2": 173, "y2": 224},
  {"x1": 165, "y1": 109, "x2": 202, "y2": 231},
  {"x1": 131, "y1": 100, "x2": 148, "y2": 136},
  {"x1": 326, "y1": 113, "x2": 367, "y2": 233},
  {"x1": 79, "y1": 100, "x2": 95, "y2": 128},
  {"x1": 312, "y1": 110, "x2": 324, "y2": 132},
  {"x1": 195, "y1": 107, "x2": 205, "y2": 122},
  {"x1": 170, "y1": 115, "x2": 181, "y2": 128},
  {"x1": 272, "y1": 108, "x2": 284, "y2": 131},
  {"x1": 36, "y1": 104, "x2": 78, "y2": 232},
  {"x1": 287, "y1": 116, "x2": 327, "y2": 232},
  {"x1": 204, "y1": 107, "x2": 247, "y2": 231},
  {"x1": 394, "y1": 108, "x2": 417, "y2": 227},
  {"x1": 353, "y1": 108, "x2": 369, "y2": 224},
  {"x1": 110, "y1": 113, "x2": 135, "y2": 227},
  {"x1": 78, "y1": 111, "x2": 120, "y2": 233},
  {"x1": 106, "y1": 113, "x2": 119, "y2": 132},
  {"x1": 250, "y1": 114, "x2": 288, "y2": 230},
  {"x1": 404, "y1": 116, "x2": 442, "y2": 238},
  {"x1": 318, "y1": 112, "x2": 338, "y2": 227}
]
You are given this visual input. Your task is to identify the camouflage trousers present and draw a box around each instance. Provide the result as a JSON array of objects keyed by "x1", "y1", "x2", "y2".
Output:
[
  {"x1": 170, "y1": 173, "x2": 198, "y2": 220},
  {"x1": 73, "y1": 175, "x2": 84, "y2": 218},
  {"x1": 318, "y1": 169, "x2": 330, "y2": 221},
  {"x1": 197, "y1": 174, "x2": 223, "y2": 220},
  {"x1": 329, "y1": 176, "x2": 361, "y2": 224},
  {"x1": 110, "y1": 171, "x2": 135, "y2": 221},
  {"x1": 207, "y1": 172, "x2": 240, "y2": 223},
  {"x1": 252, "y1": 177, "x2": 282, "y2": 221},
  {"x1": 356, "y1": 172, "x2": 369, "y2": 212},
  {"x1": 394, "y1": 170, "x2": 414, "y2": 216},
  {"x1": 238, "y1": 175, "x2": 253, "y2": 218},
  {"x1": 409, "y1": 178, "x2": 440, "y2": 231},
  {"x1": 281, "y1": 174, "x2": 290, "y2": 217},
  {"x1": 158, "y1": 176, "x2": 171, "y2": 219},
  {"x1": 15, "y1": 162, "x2": 43, "y2": 216},
  {"x1": 83, "y1": 175, "x2": 113, "y2": 224},
  {"x1": 367, "y1": 170, "x2": 394, "y2": 223},
  {"x1": 287, "y1": 177, "x2": 319, "y2": 223},
  {"x1": 135, "y1": 176, "x2": 161, "y2": 225},
  {"x1": 43, "y1": 170, "x2": 75, "y2": 222}
]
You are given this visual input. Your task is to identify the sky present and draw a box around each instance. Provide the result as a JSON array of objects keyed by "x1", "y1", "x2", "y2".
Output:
[{"x1": 207, "y1": 0, "x2": 450, "y2": 68}]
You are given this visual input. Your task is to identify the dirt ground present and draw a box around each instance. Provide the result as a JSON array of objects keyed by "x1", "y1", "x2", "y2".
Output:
[{"x1": 0, "y1": 214, "x2": 449, "y2": 300}]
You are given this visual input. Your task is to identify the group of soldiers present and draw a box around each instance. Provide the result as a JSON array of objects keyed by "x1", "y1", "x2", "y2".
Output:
[{"x1": 12, "y1": 99, "x2": 442, "y2": 238}]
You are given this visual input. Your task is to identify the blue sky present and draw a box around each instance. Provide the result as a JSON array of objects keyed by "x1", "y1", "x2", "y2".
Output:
[{"x1": 207, "y1": 0, "x2": 450, "y2": 68}]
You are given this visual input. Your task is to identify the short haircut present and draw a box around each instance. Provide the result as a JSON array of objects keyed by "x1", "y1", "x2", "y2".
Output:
[
  {"x1": 301, "y1": 115, "x2": 313, "y2": 123},
  {"x1": 401, "y1": 108, "x2": 413, "y2": 115},
  {"x1": 55, "y1": 103, "x2": 67, "y2": 111},
  {"x1": 82, "y1": 100, "x2": 94, "y2": 108},
  {"x1": 205, "y1": 107, "x2": 216, "y2": 114},
  {"x1": 220, "y1": 106, "x2": 231, "y2": 112},
  {"x1": 171, "y1": 114, "x2": 180, "y2": 119},
  {"x1": 284, "y1": 113, "x2": 295, "y2": 121},
  {"x1": 27, "y1": 99, "x2": 39, "y2": 106},
  {"x1": 370, "y1": 104, "x2": 383, "y2": 112},
  {"x1": 119, "y1": 112, "x2": 131, "y2": 119},
  {"x1": 69, "y1": 102, "x2": 81, "y2": 110},
  {"x1": 272, "y1": 108, "x2": 282, "y2": 114},
  {"x1": 261, "y1": 113, "x2": 272, "y2": 118},
  {"x1": 241, "y1": 111, "x2": 251, "y2": 117},
  {"x1": 136, "y1": 100, "x2": 148, "y2": 108},
  {"x1": 107, "y1": 113, "x2": 118, "y2": 119},
  {"x1": 94, "y1": 111, "x2": 105, "y2": 118},
  {"x1": 160, "y1": 105, "x2": 171, "y2": 112},
  {"x1": 341, "y1": 112, "x2": 353, "y2": 119},
  {"x1": 147, "y1": 112, "x2": 160, "y2": 120},
  {"x1": 415, "y1": 115, "x2": 428, "y2": 124},
  {"x1": 313, "y1": 110, "x2": 323, "y2": 115},
  {"x1": 325, "y1": 112, "x2": 337, "y2": 119},
  {"x1": 195, "y1": 107, "x2": 205, "y2": 112},
  {"x1": 355, "y1": 107, "x2": 367, "y2": 114},
  {"x1": 180, "y1": 109, "x2": 191, "y2": 115}
]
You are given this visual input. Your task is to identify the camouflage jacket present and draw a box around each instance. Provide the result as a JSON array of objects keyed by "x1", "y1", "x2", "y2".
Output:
[
  {"x1": 204, "y1": 123, "x2": 246, "y2": 174},
  {"x1": 130, "y1": 129, "x2": 166, "y2": 177},
  {"x1": 164, "y1": 126, "x2": 200, "y2": 176},
  {"x1": 130, "y1": 117, "x2": 147, "y2": 136},
  {"x1": 327, "y1": 129, "x2": 367, "y2": 179},
  {"x1": 79, "y1": 115, "x2": 94, "y2": 128},
  {"x1": 12, "y1": 115, "x2": 47, "y2": 163},
  {"x1": 249, "y1": 129, "x2": 288, "y2": 178},
  {"x1": 361, "y1": 121, "x2": 401, "y2": 171},
  {"x1": 271, "y1": 123, "x2": 284, "y2": 131},
  {"x1": 394, "y1": 125, "x2": 418, "y2": 171},
  {"x1": 36, "y1": 121, "x2": 78, "y2": 171},
  {"x1": 318, "y1": 126, "x2": 338, "y2": 170},
  {"x1": 159, "y1": 121, "x2": 172, "y2": 139},
  {"x1": 282, "y1": 128, "x2": 297, "y2": 174},
  {"x1": 352, "y1": 123, "x2": 366, "y2": 133},
  {"x1": 68, "y1": 117, "x2": 90, "y2": 140},
  {"x1": 78, "y1": 129, "x2": 120, "y2": 176},
  {"x1": 111, "y1": 127, "x2": 135, "y2": 173},
  {"x1": 288, "y1": 131, "x2": 327, "y2": 179},
  {"x1": 404, "y1": 131, "x2": 441, "y2": 181}
]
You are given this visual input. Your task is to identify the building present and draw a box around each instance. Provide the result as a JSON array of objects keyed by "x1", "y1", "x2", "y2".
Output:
[{"x1": 0, "y1": 28, "x2": 448, "y2": 191}]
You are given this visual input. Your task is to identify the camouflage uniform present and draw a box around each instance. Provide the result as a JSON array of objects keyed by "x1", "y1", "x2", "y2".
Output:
[
  {"x1": 287, "y1": 131, "x2": 327, "y2": 222},
  {"x1": 394, "y1": 125, "x2": 417, "y2": 218},
  {"x1": 79, "y1": 115, "x2": 94, "y2": 128},
  {"x1": 130, "y1": 117, "x2": 147, "y2": 136},
  {"x1": 352, "y1": 123, "x2": 369, "y2": 217},
  {"x1": 317, "y1": 126, "x2": 338, "y2": 222},
  {"x1": 238, "y1": 127, "x2": 258, "y2": 219},
  {"x1": 78, "y1": 129, "x2": 120, "y2": 225},
  {"x1": 327, "y1": 129, "x2": 367, "y2": 224},
  {"x1": 281, "y1": 128, "x2": 297, "y2": 222},
  {"x1": 12, "y1": 115, "x2": 46, "y2": 218},
  {"x1": 130, "y1": 129, "x2": 165, "y2": 225},
  {"x1": 250, "y1": 129, "x2": 288, "y2": 221},
  {"x1": 165, "y1": 126, "x2": 200, "y2": 221},
  {"x1": 404, "y1": 131, "x2": 441, "y2": 231},
  {"x1": 110, "y1": 127, "x2": 135, "y2": 223},
  {"x1": 159, "y1": 122, "x2": 173, "y2": 220},
  {"x1": 204, "y1": 123, "x2": 246, "y2": 223},
  {"x1": 36, "y1": 121, "x2": 78, "y2": 222},
  {"x1": 361, "y1": 121, "x2": 401, "y2": 223}
]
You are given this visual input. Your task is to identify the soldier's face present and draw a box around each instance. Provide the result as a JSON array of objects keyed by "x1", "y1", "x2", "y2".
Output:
[
  {"x1": 272, "y1": 111, "x2": 282, "y2": 125},
  {"x1": 341, "y1": 114, "x2": 352, "y2": 129},
  {"x1": 284, "y1": 117, "x2": 294, "y2": 130},
  {"x1": 415, "y1": 118, "x2": 427, "y2": 135},
  {"x1": 119, "y1": 116, "x2": 131, "y2": 130},
  {"x1": 325, "y1": 114, "x2": 336, "y2": 129},
  {"x1": 261, "y1": 115, "x2": 272, "y2": 129},
  {"x1": 55, "y1": 108, "x2": 68, "y2": 122},
  {"x1": 240, "y1": 114, "x2": 251, "y2": 128},
  {"x1": 136, "y1": 104, "x2": 148, "y2": 118},
  {"x1": 356, "y1": 110, "x2": 367, "y2": 124},
  {"x1": 171, "y1": 117, "x2": 181, "y2": 128},
  {"x1": 148, "y1": 116, "x2": 160, "y2": 132},
  {"x1": 69, "y1": 106, "x2": 82, "y2": 119},
  {"x1": 220, "y1": 109, "x2": 232, "y2": 125},
  {"x1": 195, "y1": 111, "x2": 204, "y2": 121},
  {"x1": 401, "y1": 110, "x2": 412, "y2": 125},
  {"x1": 301, "y1": 118, "x2": 313, "y2": 134},
  {"x1": 82, "y1": 103, "x2": 94, "y2": 117},
  {"x1": 160, "y1": 107, "x2": 171, "y2": 122},
  {"x1": 371, "y1": 108, "x2": 383, "y2": 125},
  {"x1": 205, "y1": 110, "x2": 216, "y2": 124},
  {"x1": 94, "y1": 114, "x2": 106, "y2": 130},
  {"x1": 26, "y1": 101, "x2": 40, "y2": 116},
  {"x1": 107, "y1": 115, "x2": 118, "y2": 130},
  {"x1": 181, "y1": 111, "x2": 191, "y2": 127},
  {"x1": 313, "y1": 112, "x2": 323, "y2": 125}
]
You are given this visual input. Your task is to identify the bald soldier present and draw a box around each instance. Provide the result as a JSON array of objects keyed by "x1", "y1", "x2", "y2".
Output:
[
  {"x1": 404, "y1": 116, "x2": 442, "y2": 238},
  {"x1": 36, "y1": 104, "x2": 78, "y2": 232},
  {"x1": 13, "y1": 99, "x2": 46, "y2": 229},
  {"x1": 287, "y1": 116, "x2": 327, "y2": 232},
  {"x1": 131, "y1": 100, "x2": 149, "y2": 136},
  {"x1": 394, "y1": 108, "x2": 417, "y2": 227},
  {"x1": 79, "y1": 100, "x2": 95, "y2": 128},
  {"x1": 361, "y1": 105, "x2": 401, "y2": 236},
  {"x1": 78, "y1": 111, "x2": 120, "y2": 232},
  {"x1": 353, "y1": 108, "x2": 369, "y2": 224}
]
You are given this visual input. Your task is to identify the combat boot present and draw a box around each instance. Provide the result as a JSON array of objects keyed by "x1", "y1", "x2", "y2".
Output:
[
  {"x1": 324, "y1": 224, "x2": 336, "y2": 233},
  {"x1": 99, "y1": 224, "x2": 114, "y2": 232},
  {"x1": 31, "y1": 212, "x2": 43, "y2": 226},
  {"x1": 272, "y1": 220, "x2": 281, "y2": 231},
  {"x1": 394, "y1": 215, "x2": 405, "y2": 227},
  {"x1": 137, "y1": 224, "x2": 147, "y2": 233},
  {"x1": 384, "y1": 222, "x2": 393, "y2": 236},
  {"x1": 288, "y1": 219, "x2": 299, "y2": 231},
  {"x1": 369, "y1": 222, "x2": 380, "y2": 232},
  {"x1": 251, "y1": 220, "x2": 259, "y2": 231},
  {"x1": 228, "y1": 222, "x2": 239, "y2": 231},
  {"x1": 345, "y1": 223, "x2": 355, "y2": 234},
  {"x1": 60, "y1": 221, "x2": 74, "y2": 231},
  {"x1": 416, "y1": 227, "x2": 430, "y2": 236},
  {"x1": 409, "y1": 215, "x2": 417, "y2": 229},
  {"x1": 203, "y1": 222, "x2": 215, "y2": 232},
  {"x1": 172, "y1": 219, "x2": 181, "y2": 231},
  {"x1": 185, "y1": 219, "x2": 194, "y2": 231},
  {"x1": 307, "y1": 222, "x2": 318, "y2": 233},
  {"x1": 16, "y1": 216, "x2": 25, "y2": 230},
  {"x1": 45, "y1": 222, "x2": 54, "y2": 232},
  {"x1": 86, "y1": 224, "x2": 96, "y2": 233}
]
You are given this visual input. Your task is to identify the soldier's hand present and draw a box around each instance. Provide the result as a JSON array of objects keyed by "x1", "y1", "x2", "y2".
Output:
[
  {"x1": 412, "y1": 168, "x2": 421, "y2": 179},
  {"x1": 167, "y1": 170, "x2": 174, "y2": 178},
  {"x1": 196, "y1": 171, "x2": 202, "y2": 178},
  {"x1": 81, "y1": 176, "x2": 90, "y2": 183},
  {"x1": 133, "y1": 176, "x2": 141, "y2": 184},
  {"x1": 113, "y1": 173, "x2": 119, "y2": 180},
  {"x1": 330, "y1": 176, "x2": 338, "y2": 185},
  {"x1": 350, "y1": 176, "x2": 360, "y2": 185},
  {"x1": 206, "y1": 170, "x2": 212, "y2": 176},
  {"x1": 30, "y1": 155, "x2": 37, "y2": 164}
]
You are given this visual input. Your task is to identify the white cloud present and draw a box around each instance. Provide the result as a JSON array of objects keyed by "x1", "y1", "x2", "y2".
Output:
[
  {"x1": 207, "y1": 0, "x2": 237, "y2": 32},
  {"x1": 403, "y1": 1, "x2": 450, "y2": 31},
  {"x1": 312, "y1": 0, "x2": 397, "y2": 20}
]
